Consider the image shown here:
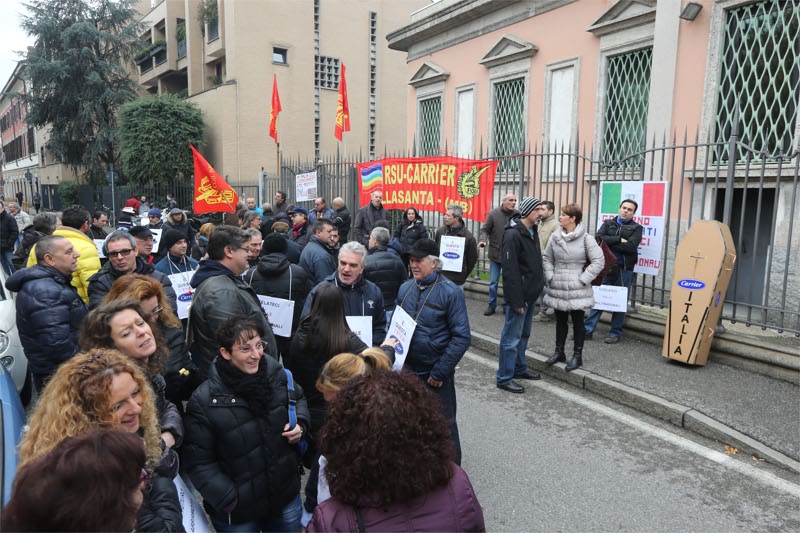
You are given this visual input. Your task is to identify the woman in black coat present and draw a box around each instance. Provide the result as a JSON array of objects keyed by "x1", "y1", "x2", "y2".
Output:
[{"x1": 394, "y1": 207, "x2": 428, "y2": 250}]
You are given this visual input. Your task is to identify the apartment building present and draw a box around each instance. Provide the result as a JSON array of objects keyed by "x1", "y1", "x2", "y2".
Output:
[{"x1": 0, "y1": 63, "x2": 39, "y2": 205}]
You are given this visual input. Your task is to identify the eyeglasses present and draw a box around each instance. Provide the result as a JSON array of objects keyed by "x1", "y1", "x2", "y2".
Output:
[
  {"x1": 148, "y1": 305, "x2": 163, "y2": 318},
  {"x1": 236, "y1": 341, "x2": 267, "y2": 355},
  {"x1": 107, "y1": 248, "x2": 135, "y2": 258}
]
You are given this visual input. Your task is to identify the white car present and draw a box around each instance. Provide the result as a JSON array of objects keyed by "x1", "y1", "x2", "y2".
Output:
[{"x1": 0, "y1": 268, "x2": 32, "y2": 406}]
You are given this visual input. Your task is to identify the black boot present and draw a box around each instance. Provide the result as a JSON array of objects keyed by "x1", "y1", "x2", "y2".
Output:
[
  {"x1": 565, "y1": 346, "x2": 583, "y2": 372},
  {"x1": 547, "y1": 312, "x2": 569, "y2": 366},
  {"x1": 545, "y1": 345, "x2": 566, "y2": 366}
]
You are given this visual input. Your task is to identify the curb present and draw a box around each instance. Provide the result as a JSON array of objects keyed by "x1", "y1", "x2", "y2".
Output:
[{"x1": 470, "y1": 331, "x2": 800, "y2": 475}]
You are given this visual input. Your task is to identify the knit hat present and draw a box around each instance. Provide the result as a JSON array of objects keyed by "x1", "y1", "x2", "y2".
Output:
[
  {"x1": 271, "y1": 221, "x2": 290, "y2": 233},
  {"x1": 263, "y1": 232, "x2": 288, "y2": 254},
  {"x1": 161, "y1": 229, "x2": 185, "y2": 252},
  {"x1": 518, "y1": 197, "x2": 542, "y2": 218},
  {"x1": 148, "y1": 208, "x2": 162, "y2": 218}
]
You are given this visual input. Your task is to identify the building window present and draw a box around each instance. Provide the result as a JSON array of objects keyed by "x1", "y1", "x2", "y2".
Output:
[
  {"x1": 455, "y1": 87, "x2": 474, "y2": 157},
  {"x1": 273, "y1": 47, "x2": 288, "y2": 65},
  {"x1": 417, "y1": 96, "x2": 441, "y2": 157},
  {"x1": 601, "y1": 47, "x2": 652, "y2": 167},
  {"x1": 315, "y1": 56, "x2": 340, "y2": 90},
  {"x1": 368, "y1": 12, "x2": 378, "y2": 159},
  {"x1": 492, "y1": 78, "x2": 525, "y2": 172},
  {"x1": 545, "y1": 63, "x2": 577, "y2": 177},
  {"x1": 715, "y1": 0, "x2": 800, "y2": 162}
]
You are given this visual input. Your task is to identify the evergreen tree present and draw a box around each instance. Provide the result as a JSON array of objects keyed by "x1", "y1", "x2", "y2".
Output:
[
  {"x1": 21, "y1": 0, "x2": 142, "y2": 183},
  {"x1": 119, "y1": 94, "x2": 205, "y2": 185}
]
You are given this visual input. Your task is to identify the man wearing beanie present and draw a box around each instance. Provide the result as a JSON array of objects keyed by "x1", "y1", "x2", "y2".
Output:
[
  {"x1": 496, "y1": 196, "x2": 547, "y2": 394},
  {"x1": 155, "y1": 229, "x2": 199, "y2": 275},
  {"x1": 147, "y1": 208, "x2": 164, "y2": 230},
  {"x1": 270, "y1": 220, "x2": 302, "y2": 264}
]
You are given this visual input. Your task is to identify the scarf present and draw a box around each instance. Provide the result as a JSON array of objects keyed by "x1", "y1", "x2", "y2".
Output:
[
  {"x1": 216, "y1": 357, "x2": 273, "y2": 417},
  {"x1": 292, "y1": 221, "x2": 306, "y2": 239}
]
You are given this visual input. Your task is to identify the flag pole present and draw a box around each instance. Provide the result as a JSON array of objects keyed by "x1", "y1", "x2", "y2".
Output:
[{"x1": 276, "y1": 142, "x2": 280, "y2": 177}]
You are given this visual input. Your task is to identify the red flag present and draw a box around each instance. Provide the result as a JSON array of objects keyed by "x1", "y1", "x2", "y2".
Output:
[
  {"x1": 190, "y1": 144, "x2": 238, "y2": 214},
  {"x1": 269, "y1": 74, "x2": 281, "y2": 143},
  {"x1": 334, "y1": 63, "x2": 350, "y2": 141}
]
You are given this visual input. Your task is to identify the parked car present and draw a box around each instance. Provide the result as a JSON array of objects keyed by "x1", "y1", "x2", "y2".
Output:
[
  {"x1": 0, "y1": 362, "x2": 25, "y2": 506},
  {"x1": 0, "y1": 267, "x2": 32, "y2": 406}
]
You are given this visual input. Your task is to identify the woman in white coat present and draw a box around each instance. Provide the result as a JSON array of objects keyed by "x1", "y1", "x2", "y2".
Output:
[{"x1": 542, "y1": 204, "x2": 605, "y2": 371}]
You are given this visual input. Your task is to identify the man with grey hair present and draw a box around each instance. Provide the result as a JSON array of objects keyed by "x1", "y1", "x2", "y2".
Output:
[
  {"x1": 243, "y1": 227, "x2": 263, "y2": 268},
  {"x1": 5, "y1": 235, "x2": 88, "y2": 390},
  {"x1": 302, "y1": 240, "x2": 387, "y2": 345},
  {"x1": 364, "y1": 226, "x2": 407, "y2": 320},
  {"x1": 332, "y1": 196, "x2": 351, "y2": 242},
  {"x1": 434, "y1": 204, "x2": 478, "y2": 289}
]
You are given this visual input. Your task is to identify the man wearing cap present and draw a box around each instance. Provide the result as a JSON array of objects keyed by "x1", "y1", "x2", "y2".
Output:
[
  {"x1": 271, "y1": 220, "x2": 302, "y2": 264},
  {"x1": 288, "y1": 206, "x2": 311, "y2": 248},
  {"x1": 496, "y1": 197, "x2": 547, "y2": 394},
  {"x1": 129, "y1": 226, "x2": 156, "y2": 264},
  {"x1": 395, "y1": 239, "x2": 470, "y2": 465},
  {"x1": 155, "y1": 229, "x2": 198, "y2": 275}
]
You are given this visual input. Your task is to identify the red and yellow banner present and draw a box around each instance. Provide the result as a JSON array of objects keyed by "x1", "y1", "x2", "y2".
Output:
[
  {"x1": 357, "y1": 156, "x2": 498, "y2": 221},
  {"x1": 334, "y1": 63, "x2": 350, "y2": 141},
  {"x1": 191, "y1": 144, "x2": 238, "y2": 214},
  {"x1": 269, "y1": 74, "x2": 281, "y2": 143}
]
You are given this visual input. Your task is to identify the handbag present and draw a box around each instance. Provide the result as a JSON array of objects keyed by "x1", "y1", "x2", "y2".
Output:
[{"x1": 583, "y1": 234, "x2": 617, "y2": 286}]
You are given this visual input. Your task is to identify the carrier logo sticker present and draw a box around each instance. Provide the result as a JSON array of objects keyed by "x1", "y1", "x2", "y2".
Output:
[
  {"x1": 677, "y1": 279, "x2": 706, "y2": 291},
  {"x1": 178, "y1": 293, "x2": 193, "y2": 302},
  {"x1": 389, "y1": 335, "x2": 404, "y2": 355},
  {"x1": 442, "y1": 252, "x2": 460, "y2": 260}
]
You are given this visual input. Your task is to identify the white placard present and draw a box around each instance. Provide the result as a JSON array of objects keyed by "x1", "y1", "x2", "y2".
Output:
[
  {"x1": 591, "y1": 285, "x2": 629, "y2": 312},
  {"x1": 173, "y1": 475, "x2": 210, "y2": 533},
  {"x1": 258, "y1": 295, "x2": 295, "y2": 337},
  {"x1": 387, "y1": 306, "x2": 417, "y2": 371},
  {"x1": 168, "y1": 271, "x2": 194, "y2": 320},
  {"x1": 440, "y1": 236, "x2": 465, "y2": 273},
  {"x1": 295, "y1": 171, "x2": 318, "y2": 202},
  {"x1": 150, "y1": 228, "x2": 163, "y2": 254},
  {"x1": 346, "y1": 316, "x2": 373, "y2": 347},
  {"x1": 94, "y1": 239, "x2": 106, "y2": 259}
]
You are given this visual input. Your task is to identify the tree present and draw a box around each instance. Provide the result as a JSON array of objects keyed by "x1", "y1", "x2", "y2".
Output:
[
  {"x1": 118, "y1": 94, "x2": 205, "y2": 185},
  {"x1": 21, "y1": 0, "x2": 143, "y2": 183}
]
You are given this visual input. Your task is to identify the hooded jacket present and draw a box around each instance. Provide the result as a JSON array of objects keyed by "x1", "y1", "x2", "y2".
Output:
[
  {"x1": 4, "y1": 265, "x2": 88, "y2": 379},
  {"x1": 299, "y1": 236, "x2": 337, "y2": 285},
  {"x1": 87, "y1": 257, "x2": 177, "y2": 310},
  {"x1": 244, "y1": 253, "x2": 311, "y2": 336},
  {"x1": 543, "y1": 223, "x2": 605, "y2": 311},
  {"x1": 434, "y1": 223, "x2": 479, "y2": 285},
  {"x1": 28, "y1": 226, "x2": 101, "y2": 304},
  {"x1": 501, "y1": 217, "x2": 545, "y2": 309},
  {"x1": 163, "y1": 212, "x2": 196, "y2": 248},
  {"x1": 363, "y1": 246, "x2": 407, "y2": 311}
]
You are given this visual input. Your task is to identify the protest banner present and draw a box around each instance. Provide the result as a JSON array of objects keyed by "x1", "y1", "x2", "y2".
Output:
[{"x1": 295, "y1": 171, "x2": 318, "y2": 202}]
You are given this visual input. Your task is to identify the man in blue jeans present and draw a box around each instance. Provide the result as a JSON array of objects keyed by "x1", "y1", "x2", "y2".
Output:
[
  {"x1": 584, "y1": 199, "x2": 643, "y2": 344},
  {"x1": 479, "y1": 193, "x2": 517, "y2": 315},
  {"x1": 496, "y1": 197, "x2": 547, "y2": 393}
]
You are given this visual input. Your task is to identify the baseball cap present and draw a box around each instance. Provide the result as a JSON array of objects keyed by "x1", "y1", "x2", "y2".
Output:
[
  {"x1": 288, "y1": 206, "x2": 308, "y2": 216},
  {"x1": 129, "y1": 226, "x2": 153, "y2": 239}
]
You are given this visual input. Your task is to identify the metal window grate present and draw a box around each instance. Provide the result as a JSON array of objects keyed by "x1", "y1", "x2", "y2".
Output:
[
  {"x1": 493, "y1": 78, "x2": 525, "y2": 172},
  {"x1": 602, "y1": 48, "x2": 652, "y2": 167},
  {"x1": 315, "y1": 56, "x2": 340, "y2": 90},
  {"x1": 418, "y1": 97, "x2": 441, "y2": 156},
  {"x1": 368, "y1": 12, "x2": 378, "y2": 158},
  {"x1": 715, "y1": 0, "x2": 800, "y2": 162}
]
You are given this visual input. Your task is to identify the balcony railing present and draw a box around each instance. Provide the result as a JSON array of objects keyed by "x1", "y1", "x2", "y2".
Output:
[
  {"x1": 177, "y1": 39, "x2": 187, "y2": 59},
  {"x1": 207, "y1": 19, "x2": 219, "y2": 42}
]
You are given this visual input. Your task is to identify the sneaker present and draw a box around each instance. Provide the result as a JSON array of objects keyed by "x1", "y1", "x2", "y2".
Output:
[
  {"x1": 533, "y1": 312, "x2": 553, "y2": 322},
  {"x1": 483, "y1": 305, "x2": 496, "y2": 316},
  {"x1": 604, "y1": 335, "x2": 620, "y2": 344},
  {"x1": 497, "y1": 380, "x2": 525, "y2": 394}
]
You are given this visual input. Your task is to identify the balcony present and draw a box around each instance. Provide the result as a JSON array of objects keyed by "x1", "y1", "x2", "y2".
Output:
[{"x1": 137, "y1": 41, "x2": 173, "y2": 87}]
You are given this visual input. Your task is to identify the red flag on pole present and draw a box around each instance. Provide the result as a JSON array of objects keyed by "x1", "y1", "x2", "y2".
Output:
[
  {"x1": 334, "y1": 63, "x2": 350, "y2": 141},
  {"x1": 190, "y1": 144, "x2": 238, "y2": 214},
  {"x1": 269, "y1": 74, "x2": 281, "y2": 143}
]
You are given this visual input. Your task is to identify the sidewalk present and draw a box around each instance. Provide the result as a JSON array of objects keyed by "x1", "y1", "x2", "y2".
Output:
[{"x1": 463, "y1": 293, "x2": 800, "y2": 468}]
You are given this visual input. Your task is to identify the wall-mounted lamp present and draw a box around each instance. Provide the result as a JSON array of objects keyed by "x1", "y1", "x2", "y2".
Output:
[{"x1": 679, "y1": 2, "x2": 703, "y2": 21}]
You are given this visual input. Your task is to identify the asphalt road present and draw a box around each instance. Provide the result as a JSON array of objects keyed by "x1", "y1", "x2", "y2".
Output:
[{"x1": 455, "y1": 349, "x2": 800, "y2": 532}]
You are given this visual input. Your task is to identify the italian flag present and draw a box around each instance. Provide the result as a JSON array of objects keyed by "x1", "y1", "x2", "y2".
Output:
[{"x1": 601, "y1": 181, "x2": 665, "y2": 217}]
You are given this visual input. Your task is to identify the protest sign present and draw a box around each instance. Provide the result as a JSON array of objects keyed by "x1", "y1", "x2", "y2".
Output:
[
  {"x1": 386, "y1": 306, "x2": 417, "y2": 371},
  {"x1": 440, "y1": 236, "x2": 465, "y2": 273},
  {"x1": 295, "y1": 171, "x2": 318, "y2": 202},
  {"x1": 258, "y1": 295, "x2": 295, "y2": 337}
]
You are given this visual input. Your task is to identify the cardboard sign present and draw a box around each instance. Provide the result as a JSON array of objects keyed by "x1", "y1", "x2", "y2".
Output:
[
  {"x1": 258, "y1": 295, "x2": 295, "y2": 338},
  {"x1": 295, "y1": 171, "x2": 318, "y2": 202},
  {"x1": 440, "y1": 236, "x2": 465, "y2": 272},
  {"x1": 592, "y1": 286, "x2": 628, "y2": 312},
  {"x1": 168, "y1": 272, "x2": 194, "y2": 320},
  {"x1": 94, "y1": 239, "x2": 106, "y2": 259},
  {"x1": 663, "y1": 221, "x2": 736, "y2": 366},
  {"x1": 173, "y1": 475, "x2": 210, "y2": 533},
  {"x1": 150, "y1": 228, "x2": 163, "y2": 254},
  {"x1": 387, "y1": 306, "x2": 417, "y2": 371},
  {"x1": 346, "y1": 316, "x2": 373, "y2": 347}
]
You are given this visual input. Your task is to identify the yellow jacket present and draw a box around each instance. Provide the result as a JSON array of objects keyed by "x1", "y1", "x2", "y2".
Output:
[{"x1": 28, "y1": 226, "x2": 101, "y2": 304}]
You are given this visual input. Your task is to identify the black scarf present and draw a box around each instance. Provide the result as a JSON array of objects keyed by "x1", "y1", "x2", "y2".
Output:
[{"x1": 216, "y1": 357, "x2": 272, "y2": 417}]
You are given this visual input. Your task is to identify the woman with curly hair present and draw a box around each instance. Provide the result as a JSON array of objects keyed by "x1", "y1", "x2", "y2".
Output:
[
  {"x1": 104, "y1": 273, "x2": 201, "y2": 405},
  {"x1": 192, "y1": 222, "x2": 215, "y2": 261},
  {"x1": 308, "y1": 371, "x2": 485, "y2": 532},
  {"x1": 80, "y1": 299, "x2": 184, "y2": 451},
  {"x1": 18, "y1": 348, "x2": 182, "y2": 532}
]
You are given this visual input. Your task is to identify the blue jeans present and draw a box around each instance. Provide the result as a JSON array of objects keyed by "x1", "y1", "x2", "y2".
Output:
[
  {"x1": 496, "y1": 303, "x2": 535, "y2": 384},
  {"x1": 585, "y1": 269, "x2": 634, "y2": 338},
  {"x1": 211, "y1": 494, "x2": 302, "y2": 533},
  {"x1": 0, "y1": 249, "x2": 15, "y2": 276},
  {"x1": 488, "y1": 260, "x2": 502, "y2": 308}
]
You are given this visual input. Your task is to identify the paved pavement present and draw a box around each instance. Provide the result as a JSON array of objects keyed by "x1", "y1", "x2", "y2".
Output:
[
  {"x1": 455, "y1": 350, "x2": 800, "y2": 532},
  {"x1": 463, "y1": 293, "x2": 800, "y2": 462}
]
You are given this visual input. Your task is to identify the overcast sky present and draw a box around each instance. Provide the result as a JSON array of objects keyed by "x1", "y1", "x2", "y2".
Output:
[{"x1": 0, "y1": 0, "x2": 33, "y2": 88}]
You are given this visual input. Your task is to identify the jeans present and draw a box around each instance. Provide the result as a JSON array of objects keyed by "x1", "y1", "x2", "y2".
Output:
[
  {"x1": 0, "y1": 249, "x2": 15, "y2": 276},
  {"x1": 585, "y1": 269, "x2": 634, "y2": 337},
  {"x1": 488, "y1": 260, "x2": 502, "y2": 308},
  {"x1": 417, "y1": 372, "x2": 461, "y2": 466},
  {"x1": 211, "y1": 494, "x2": 303, "y2": 533},
  {"x1": 496, "y1": 303, "x2": 535, "y2": 384}
]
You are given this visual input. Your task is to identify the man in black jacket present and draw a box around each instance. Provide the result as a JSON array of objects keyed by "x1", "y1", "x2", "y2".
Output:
[
  {"x1": 332, "y1": 197, "x2": 351, "y2": 242},
  {"x1": 298, "y1": 219, "x2": 336, "y2": 285},
  {"x1": 364, "y1": 227, "x2": 407, "y2": 319},
  {"x1": 434, "y1": 205, "x2": 479, "y2": 288},
  {"x1": 0, "y1": 200, "x2": 19, "y2": 275},
  {"x1": 87, "y1": 210, "x2": 109, "y2": 241},
  {"x1": 352, "y1": 191, "x2": 386, "y2": 247},
  {"x1": 496, "y1": 197, "x2": 547, "y2": 394},
  {"x1": 584, "y1": 199, "x2": 644, "y2": 344}
]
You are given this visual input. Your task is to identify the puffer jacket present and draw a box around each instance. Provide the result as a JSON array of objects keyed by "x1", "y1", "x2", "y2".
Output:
[
  {"x1": 596, "y1": 216, "x2": 644, "y2": 271},
  {"x1": 244, "y1": 253, "x2": 311, "y2": 336},
  {"x1": 395, "y1": 272, "x2": 470, "y2": 381},
  {"x1": 160, "y1": 322, "x2": 202, "y2": 405},
  {"x1": 299, "y1": 236, "x2": 336, "y2": 285},
  {"x1": 150, "y1": 372, "x2": 184, "y2": 447},
  {"x1": 501, "y1": 217, "x2": 545, "y2": 309},
  {"x1": 183, "y1": 357, "x2": 310, "y2": 525},
  {"x1": 87, "y1": 257, "x2": 177, "y2": 310},
  {"x1": 363, "y1": 246, "x2": 407, "y2": 311},
  {"x1": 28, "y1": 226, "x2": 101, "y2": 304},
  {"x1": 188, "y1": 260, "x2": 279, "y2": 379},
  {"x1": 352, "y1": 203, "x2": 387, "y2": 246},
  {"x1": 538, "y1": 214, "x2": 559, "y2": 252},
  {"x1": 0, "y1": 210, "x2": 19, "y2": 251},
  {"x1": 479, "y1": 206, "x2": 517, "y2": 262},
  {"x1": 434, "y1": 223, "x2": 479, "y2": 285},
  {"x1": 394, "y1": 219, "x2": 428, "y2": 250},
  {"x1": 543, "y1": 224, "x2": 605, "y2": 311},
  {"x1": 4, "y1": 265, "x2": 88, "y2": 380},
  {"x1": 163, "y1": 213, "x2": 197, "y2": 248},
  {"x1": 13, "y1": 227, "x2": 48, "y2": 269},
  {"x1": 137, "y1": 445, "x2": 183, "y2": 532}
]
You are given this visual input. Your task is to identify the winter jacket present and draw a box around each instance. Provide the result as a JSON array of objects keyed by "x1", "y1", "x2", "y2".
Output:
[
  {"x1": 188, "y1": 260, "x2": 279, "y2": 379},
  {"x1": 363, "y1": 246, "x2": 407, "y2": 311},
  {"x1": 27, "y1": 226, "x2": 102, "y2": 304},
  {"x1": 150, "y1": 372, "x2": 184, "y2": 447},
  {"x1": 86, "y1": 224, "x2": 109, "y2": 241},
  {"x1": 87, "y1": 257, "x2": 177, "y2": 310},
  {"x1": 333, "y1": 206, "x2": 351, "y2": 241},
  {"x1": 538, "y1": 214, "x2": 559, "y2": 252},
  {"x1": 480, "y1": 206, "x2": 517, "y2": 262},
  {"x1": 183, "y1": 357, "x2": 309, "y2": 525},
  {"x1": 302, "y1": 273, "x2": 387, "y2": 345},
  {"x1": 501, "y1": 217, "x2": 545, "y2": 309},
  {"x1": 308, "y1": 207, "x2": 335, "y2": 224},
  {"x1": 244, "y1": 253, "x2": 311, "y2": 336},
  {"x1": 308, "y1": 464, "x2": 485, "y2": 533},
  {"x1": 352, "y1": 203, "x2": 387, "y2": 247},
  {"x1": 291, "y1": 221, "x2": 311, "y2": 248},
  {"x1": 395, "y1": 272, "x2": 470, "y2": 381},
  {"x1": 4, "y1": 265, "x2": 88, "y2": 380},
  {"x1": 12, "y1": 227, "x2": 47, "y2": 270},
  {"x1": 163, "y1": 213, "x2": 197, "y2": 248},
  {"x1": 13, "y1": 209, "x2": 32, "y2": 231},
  {"x1": 394, "y1": 219, "x2": 428, "y2": 250},
  {"x1": 274, "y1": 201, "x2": 289, "y2": 215},
  {"x1": 124, "y1": 197, "x2": 141, "y2": 212},
  {"x1": 280, "y1": 233, "x2": 302, "y2": 264},
  {"x1": 154, "y1": 254, "x2": 199, "y2": 276},
  {"x1": 434, "y1": 224, "x2": 479, "y2": 285},
  {"x1": 160, "y1": 322, "x2": 202, "y2": 405},
  {"x1": 543, "y1": 224, "x2": 605, "y2": 312},
  {"x1": 299, "y1": 236, "x2": 337, "y2": 285},
  {"x1": 191, "y1": 235, "x2": 208, "y2": 261},
  {"x1": 596, "y1": 216, "x2": 644, "y2": 271},
  {"x1": 0, "y1": 210, "x2": 19, "y2": 251},
  {"x1": 136, "y1": 447, "x2": 183, "y2": 532}
]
